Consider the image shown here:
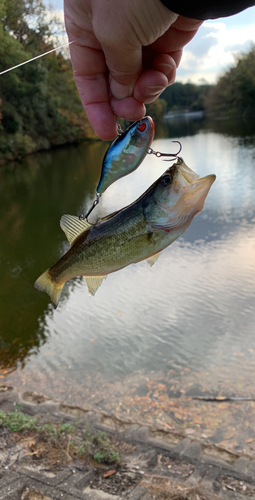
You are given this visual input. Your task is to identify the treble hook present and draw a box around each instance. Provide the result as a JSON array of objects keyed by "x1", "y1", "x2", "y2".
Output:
[
  {"x1": 148, "y1": 140, "x2": 182, "y2": 161},
  {"x1": 79, "y1": 193, "x2": 101, "y2": 221}
]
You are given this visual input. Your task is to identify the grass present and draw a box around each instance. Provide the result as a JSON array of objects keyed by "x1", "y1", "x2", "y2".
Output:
[
  {"x1": 78, "y1": 430, "x2": 120, "y2": 464},
  {"x1": 0, "y1": 407, "x2": 38, "y2": 432},
  {"x1": 0, "y1": 405, "x2": 119, "y2": 466}
]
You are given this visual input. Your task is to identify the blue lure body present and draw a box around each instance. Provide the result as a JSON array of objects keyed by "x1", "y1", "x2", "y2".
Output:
[{"x1": 96, "y1": 116, "x2": 155, "y2": 194}]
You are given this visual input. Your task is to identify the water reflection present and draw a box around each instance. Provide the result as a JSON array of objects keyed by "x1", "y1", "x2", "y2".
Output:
[
  {"x1": 1, "y1": 118, "x2": 254, "y2": 397},
  {"x1": 163, "y1": 115, "x2": 255, "y2": 145},
  {"x1": 0, "y1": 141, "x2": 108, "y2": 368}
]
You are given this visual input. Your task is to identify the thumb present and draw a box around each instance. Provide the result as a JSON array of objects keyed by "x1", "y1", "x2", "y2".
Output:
[
  {"x1": 92, "y1": 0, "x2": 143, "y2": 99},
  {"x1": 103, "y1": 43, "x2": 142, "y2": 100}
]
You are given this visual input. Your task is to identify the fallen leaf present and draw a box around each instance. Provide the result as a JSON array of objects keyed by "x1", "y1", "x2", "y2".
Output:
[
  {"x1": 158, "y1": 384, "x2": 166, "y2": 391},
  {"x1": 103, "y1": 470, "x2": 116, "y2": 478},
  {"x1": 193, "y1": 418, "x2": 203, "y2": 424},
  {"x1": 185, "y1": 428, "x2": 195, "y2": 434},
  {"x1": 174, "y1": 412, "x2": 183, "y2": 420},
  {"x1": 246, "y1": 438, "x2": 253, "y2": 443},
  {"x1": 164, "y1": 423, "x2": 174, "y2": 430}
]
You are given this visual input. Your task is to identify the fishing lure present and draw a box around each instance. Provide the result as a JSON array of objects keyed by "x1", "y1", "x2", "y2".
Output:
[
  {"x1": 80, "y1": 117, "x2": 182, "y2": 220},
  {"x1": 80, "y1": 117, "x2": 154, "y2": 220}
]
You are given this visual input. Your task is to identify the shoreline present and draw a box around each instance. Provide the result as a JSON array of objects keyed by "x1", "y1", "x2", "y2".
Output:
[{"x1": 1, "y1": 385, "x2": 255, "y2": 499}]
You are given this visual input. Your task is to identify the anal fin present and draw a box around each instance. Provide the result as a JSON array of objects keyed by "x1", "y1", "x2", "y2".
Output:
[
  {"x1": 84, "y1": 276, "x2": 106, "y2": 296},
  {"x1": 147, "y1": 251, "x2": 161, "y2": 268}
]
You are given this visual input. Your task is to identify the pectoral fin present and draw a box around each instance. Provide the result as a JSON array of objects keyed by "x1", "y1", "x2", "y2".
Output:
[
  {"x1": 147, "y1": 251, "x2": 161, "y2": 268},
  {"x1": 84, "y1": 276, "x2": 105, "y2": 296},
  {"x1": 60, "y1": 214, "x2": 91, "y2": 245}
]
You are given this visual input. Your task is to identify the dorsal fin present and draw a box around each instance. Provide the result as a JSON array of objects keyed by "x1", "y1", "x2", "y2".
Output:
[{"x1": 60, "y1": 214, "x2": 91, "y2": 245}]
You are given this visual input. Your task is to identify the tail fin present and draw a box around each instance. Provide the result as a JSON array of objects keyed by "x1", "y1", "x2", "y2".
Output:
[{"x1": 34, "y1": 269, "x2": 63, "y2": 309}]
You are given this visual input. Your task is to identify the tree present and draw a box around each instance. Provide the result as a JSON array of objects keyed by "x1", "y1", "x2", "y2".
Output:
[
  {"x1": 161, "y1": 82, "x2": 211, "y2": 112},
  {"x1": 0, "y1": 0, "x2": 94, "y2": 162},
  {"x1": 204, "y1": 45, "x2": 255, "y2": 118}
]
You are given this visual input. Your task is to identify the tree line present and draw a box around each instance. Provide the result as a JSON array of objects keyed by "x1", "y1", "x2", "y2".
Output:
[
  {"x1": 160, "y1": 45, "x2": 255, "y2": 119},
  {"x1": 204, "y1": 45, "x2": 255, "y2": 118},
  {"x1": 0, "y1": 0, "x2": 254, "y2": 163},
  {"x1": 0, "y1": 0, "x2": 95, "y2": 163}
]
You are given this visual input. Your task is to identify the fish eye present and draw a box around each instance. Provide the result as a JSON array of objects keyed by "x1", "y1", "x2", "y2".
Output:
[{"x1": 161, "y1": 174, "x2": 173, "y2": 186}]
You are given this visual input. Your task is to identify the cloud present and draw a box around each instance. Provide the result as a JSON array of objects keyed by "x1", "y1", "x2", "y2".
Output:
[
  {"x1": 176, "y1": 19, "x2": 255, "y2": 84},
  {"x1": 183, "y1": 25, "x2": 219, "y2": 59},
  {"x1": 224, "y1": 39, "x2": 254, "y2": 53}
]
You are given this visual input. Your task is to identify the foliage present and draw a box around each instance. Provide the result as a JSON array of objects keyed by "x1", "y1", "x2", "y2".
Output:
[
  {"x1": 161, "y1": 82, "x2": 211, "y2": 113},
  {"x1": 0, "y1": 408, "x2": 120, "y2": 464},
  {"x1": 0, "y1": 0, "x2": 95, "y2": 162},
  {"x1": 146, "y1": 98, "x2": 167, "y2": 123},
  {"x1": 78, "y1": 429, "x2": 120, "y2": 464},
  {"x1": 59, "y1": 422, "x2": 75, "y2": 434},
  {"x1": 204, "y1": 45, "x2": 255, "y2": 118},
  {"x1": 43, "y1": 423, "x2": 56, "y2": 434},
  {"x1": 0, "y1": 407, "x2": 38, "y2": 431}
]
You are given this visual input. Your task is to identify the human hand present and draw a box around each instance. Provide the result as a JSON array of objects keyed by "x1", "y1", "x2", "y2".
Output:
[{"x1": 64, "y1": 0, "x2": 202, "y2": 140}]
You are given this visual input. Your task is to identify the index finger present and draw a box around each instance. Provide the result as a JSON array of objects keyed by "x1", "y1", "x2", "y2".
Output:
[{"x1": 69, "y1": 41, "x2": 118, "y2": 140}]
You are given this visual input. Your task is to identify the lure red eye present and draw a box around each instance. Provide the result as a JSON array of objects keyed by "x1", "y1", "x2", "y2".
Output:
[{"x1": 137, "y1": 123, "x2": 146, "y2": 132}]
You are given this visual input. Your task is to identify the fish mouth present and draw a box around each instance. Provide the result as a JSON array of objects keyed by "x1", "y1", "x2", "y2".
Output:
[
  {"x1": 178, "y1": 159, "x2": 216, "y2": 213},
  {"x1": 178, "y1": 159, "x2": 200, "y2": 183}
]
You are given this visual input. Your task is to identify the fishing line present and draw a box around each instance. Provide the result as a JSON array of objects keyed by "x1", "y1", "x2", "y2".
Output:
[{"x1": 0, "y1": 39, "x2": 77, "y2": 76}]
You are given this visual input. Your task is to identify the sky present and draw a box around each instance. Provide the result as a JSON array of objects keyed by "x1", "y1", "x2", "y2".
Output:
[{"x1": 47, "y1": 1, "x2": 255, "y2": 84}]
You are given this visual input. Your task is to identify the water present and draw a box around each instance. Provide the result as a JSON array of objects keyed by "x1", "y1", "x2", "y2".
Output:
[{"x1": 1, "y1": 117, "x2": 255, "y2": 451}]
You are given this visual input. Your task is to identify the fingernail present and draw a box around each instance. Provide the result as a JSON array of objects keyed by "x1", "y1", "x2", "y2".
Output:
[
  {"x1": 110, "y1": 79, "x2": 132, "y2": 100},
  {"x1": 145, "y1": 86, "x2": 165, "y2": 97},
  {"x1": 157, "y1": 63, "x2": 173, "y2": 76}
]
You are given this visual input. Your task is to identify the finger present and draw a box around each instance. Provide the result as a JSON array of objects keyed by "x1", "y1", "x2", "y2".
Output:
[
  {"x1": 69, "y1": 41, "x2": 118, "y2": 140},
  {"x1": 93, "y1": 8, "x2": 143, "y2": 100},
  {"x1": 150, "y1": 21, "x2": 202, "y2": 54},
  {"x1": 134, "y1": 54, "x2": 177, "y2": 104},
  {"x1": 134, "y1": 69, "x2": 169, "y2": 104},
  {"x1": 171, "y1": 16, "x2": 203, "y2": 31},
  {"x1": 105, "y1": 45, "x2": 142, "y2": 100},
  {"x1": 110, "y1": 96, "x2": 146, "y2": 121},
  {"x1": 168, "y1": 50, "x2": 183, "y2": 68},
  {"x1": 152, "y1": 53, "x2": 177, "y2": 77}
]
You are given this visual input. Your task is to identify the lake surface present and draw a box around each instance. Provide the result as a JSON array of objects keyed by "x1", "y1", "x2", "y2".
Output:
[{"x1": 1, "y1": 116, "x2": 255, "y2": 453}]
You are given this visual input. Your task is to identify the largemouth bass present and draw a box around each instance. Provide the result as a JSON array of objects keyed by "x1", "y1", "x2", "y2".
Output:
[{"x1": 34, "y1": 158, "x2": 216, "y2": 308}]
